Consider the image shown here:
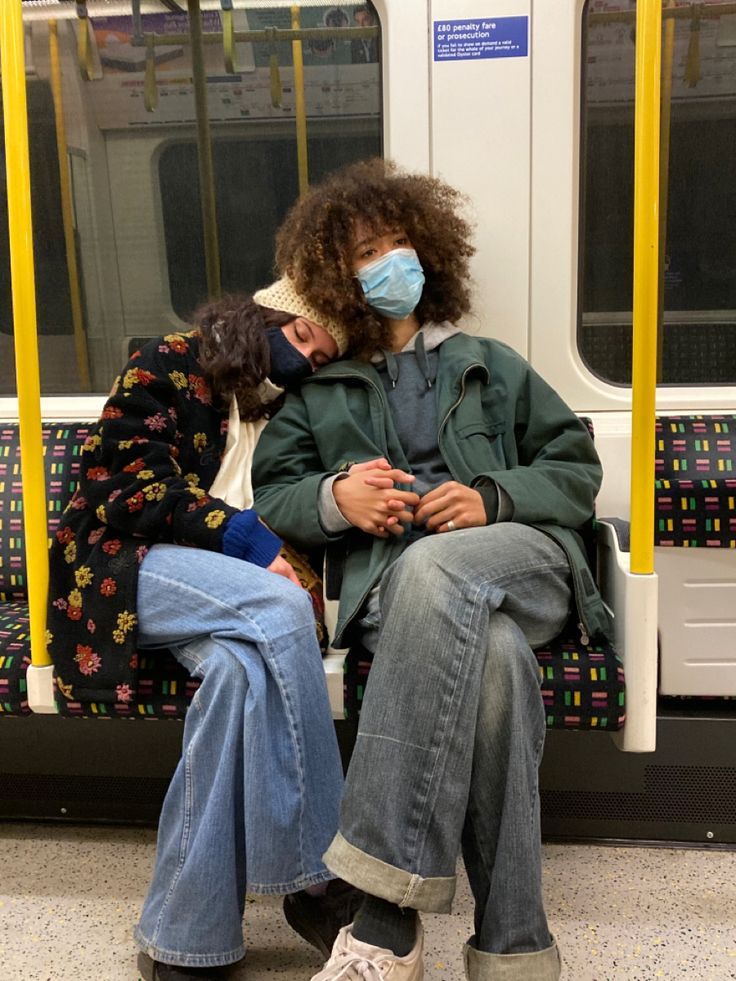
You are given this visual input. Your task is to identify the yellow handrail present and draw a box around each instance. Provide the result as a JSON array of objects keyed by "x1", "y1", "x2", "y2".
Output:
[
  {"x1": 0, "y1": 0, "x2": 51, "y2": 668},
  {"x1": 49, "y1": 20, "x2": 92, "y2": 392},
  {"x1": 630, "y1": 0, "x2": 663, "y2": 575},
  {"x1": 291, "y1": 5, "x2": 309, "y2": 195}
]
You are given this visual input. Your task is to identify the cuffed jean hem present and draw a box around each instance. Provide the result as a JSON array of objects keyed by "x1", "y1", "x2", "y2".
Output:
[
  {"x1": 463, "y1": 939, "x2": 561, "y2": 981},
  {"x1": 323, "y1": 831, "x2": 456, "y2": 913},
  {"x1": 246, "y1": 867, "x2": 334, "y2": 896},
  {"x1": 134, "y1": 927, "x2": 245, "y2": 969}
]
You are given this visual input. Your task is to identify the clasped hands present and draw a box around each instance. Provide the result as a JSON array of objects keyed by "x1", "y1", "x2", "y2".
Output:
[{"x1": 334, "y1": 458, "x2": 486, "y2": 539}]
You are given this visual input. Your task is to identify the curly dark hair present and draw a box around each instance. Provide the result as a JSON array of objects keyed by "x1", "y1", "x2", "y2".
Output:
[
  {"x1": 194, "y1": 294, "x2": 292, "y2": 420},
  {"x1": 274, "y1": 158, "x2": 475, "y2": 357}
]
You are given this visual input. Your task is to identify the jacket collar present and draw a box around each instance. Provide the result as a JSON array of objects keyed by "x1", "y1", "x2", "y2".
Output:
[{"x1": 309, "y1": 329, "x2": 490, "y2": 387}]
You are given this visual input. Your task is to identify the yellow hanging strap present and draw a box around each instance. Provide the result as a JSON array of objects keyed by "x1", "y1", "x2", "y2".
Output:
[
  {"x1": 222, "y1": 0, "x2": 238, "y2": 74},
  {"x1": 291, "y1": 5, "x2": 308, "y2": 195},
  {"x1": 48, "y1": 20, "x2": 92, "y2": 391},
  {"x1": 0, "y1": 1, "x2": 51, "y2": 669},
  {"x1": 269, "y1": 28, "x2": 283, "y2": 108},
  {"x1": 75, "y1": 1, "x2": 95, "y2": 81},
  {"x1": 684, "y1": 3, "x2": 702, "y2": 88},
  {"x1": 144, "y1": 34, "x2": 158, "y2": 111},
  {"x1": 630, "y1": 0, "x2": 663, "y2": 575}
]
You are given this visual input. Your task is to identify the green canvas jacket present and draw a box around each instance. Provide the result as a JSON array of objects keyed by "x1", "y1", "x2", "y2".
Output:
[{"x1": 253, "y1": 332, "x2": 613, "y2": 647}]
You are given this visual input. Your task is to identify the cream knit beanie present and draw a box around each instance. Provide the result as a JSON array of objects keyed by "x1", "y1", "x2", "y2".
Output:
[{"x1": 253, "y1": 277, "x2": 348, "y2": 356}]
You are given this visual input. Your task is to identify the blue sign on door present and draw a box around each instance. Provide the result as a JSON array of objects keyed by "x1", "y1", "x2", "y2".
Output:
[{"x1": 433, "y1": 16, "x2": 528, "y2": 62}]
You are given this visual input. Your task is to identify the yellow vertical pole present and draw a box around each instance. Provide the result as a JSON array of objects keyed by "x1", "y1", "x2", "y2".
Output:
[
  {"x1": 0, "y1": 1, "x2": 51, "y2": 667},
  {"x1": 49, "y1": 20, "x2": 92, "y2": 391},
  {"x1": 630, "y1": 0, "x2": 662, "y2": 575},
  {"x1": 291, "y1": 5, "x2": 309, "y2": 194}
]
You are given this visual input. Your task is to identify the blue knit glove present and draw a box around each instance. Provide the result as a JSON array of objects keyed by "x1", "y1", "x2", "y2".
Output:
[{"x1": 222, "y1": 509, "x2": 282, "y2": 568}]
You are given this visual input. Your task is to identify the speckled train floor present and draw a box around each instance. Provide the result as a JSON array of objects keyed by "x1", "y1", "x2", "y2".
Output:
[{"x1": 1, "y1": 824, "x2": 734, "y2": 980}]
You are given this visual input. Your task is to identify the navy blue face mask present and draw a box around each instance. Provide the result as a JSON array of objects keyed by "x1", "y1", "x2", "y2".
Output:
[{"x1": 266, "y1": 326, "x2": 313, "y2": 388}]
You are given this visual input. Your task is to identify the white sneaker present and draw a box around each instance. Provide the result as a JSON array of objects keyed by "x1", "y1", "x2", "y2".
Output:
[{"x1": 310, "y1": 922, "x2": 424, "y2": 981}]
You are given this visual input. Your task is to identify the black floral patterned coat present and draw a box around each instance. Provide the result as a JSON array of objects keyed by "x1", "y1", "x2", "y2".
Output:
[{"x1": 47, "y1": 331, "x2": 240, "y2": 705}]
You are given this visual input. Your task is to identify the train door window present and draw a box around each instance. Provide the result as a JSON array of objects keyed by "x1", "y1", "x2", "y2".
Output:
[
  {"x1": 578, "y1": 0, "x2": 736, "y2": 386},
  {"x1": 0, "y1": 2, "x2": 381, "y2": 397},
  {"x1": 0, "y1": 79, "x2": 74, "y2": 393}
]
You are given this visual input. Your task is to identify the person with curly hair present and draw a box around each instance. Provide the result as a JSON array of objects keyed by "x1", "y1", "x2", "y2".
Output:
[
  {"x1": 253, "y1": 159, "x2": 612, "y2": 981},
  {"x1": 46, "y1": 281, "x2": 364, "y2": 981}
]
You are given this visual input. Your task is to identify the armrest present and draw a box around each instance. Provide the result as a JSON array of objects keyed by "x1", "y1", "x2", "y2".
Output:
[{"x1": 596, "y1": 519, "x2": 658, "y2": 752}]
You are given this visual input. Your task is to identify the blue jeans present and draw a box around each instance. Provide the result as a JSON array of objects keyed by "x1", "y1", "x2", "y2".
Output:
[
  {"x1": 133, "y1": 544, "x2": 343, "y2": 968},
  {"x1": 323, "y1": 524, "x2": 571, "y2": 981}
]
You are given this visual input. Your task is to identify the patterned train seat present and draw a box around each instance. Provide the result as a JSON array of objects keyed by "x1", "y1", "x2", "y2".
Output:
[
  {"x1": 0, "y1": 424, "x2": 195, "y2": 719},
  {"x1": 655, "y1": 415, "x2": 736, "y2": 696},
  {"x1": 1, "y1": 419, "x2": 627, "y2": 727},
  {"x1": 654, "y1": 415, "x2": 735, "y2": 547}
]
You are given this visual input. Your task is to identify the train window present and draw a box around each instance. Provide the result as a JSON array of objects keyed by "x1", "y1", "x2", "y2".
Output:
[
  {"x1": 0, "y1": 2, "x2": 381, "y2": 397},
  {"x1": 579, "y1": 0, "x2": 736, "y2": 386},
  {"x1": 161, "y1": 126, "x2": 382, "y2": 321}
]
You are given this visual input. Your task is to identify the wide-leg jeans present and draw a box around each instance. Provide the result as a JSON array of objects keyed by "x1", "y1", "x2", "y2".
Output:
[
  {"x1": 323, "y1": 524, "x2": 572, "y2": 981},
  {"x1": 133, "y1": 544, "x2": 343, "y2": 968}
]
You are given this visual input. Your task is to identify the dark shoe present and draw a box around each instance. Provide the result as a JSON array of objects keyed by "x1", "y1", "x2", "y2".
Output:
[
  {"x1": 283, "y1": 880, "x2": 364, "y2": 957},
  {"x1": 137, "y1": 951, "x2": 235, "y2": 980}
]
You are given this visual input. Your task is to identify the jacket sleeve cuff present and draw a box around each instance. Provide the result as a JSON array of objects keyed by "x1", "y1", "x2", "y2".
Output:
[
  {"x1": 222, "y1": 509, "x2": 283, "y2": 568},
  {"x1": 318, "y1": 473, "x2": 352, "y2": 534}
]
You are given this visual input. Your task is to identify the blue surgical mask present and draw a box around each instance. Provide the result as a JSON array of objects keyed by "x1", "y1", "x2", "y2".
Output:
[{"x1": 355, "y1": 248, "x2": 425, "y2": 320}]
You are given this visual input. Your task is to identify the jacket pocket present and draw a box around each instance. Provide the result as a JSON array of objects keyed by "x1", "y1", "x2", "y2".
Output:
[{"x1": 455, "y1": 418, "x2": 505, "y2": 439}]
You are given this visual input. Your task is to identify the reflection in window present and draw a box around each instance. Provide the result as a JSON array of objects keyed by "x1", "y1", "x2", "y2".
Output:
[
  {"x1": 579, "y1": 0, "x2": 736, "y2": 386},
  {"x1": 0, "y1": 2, "x2": 381, "y2": 396}
]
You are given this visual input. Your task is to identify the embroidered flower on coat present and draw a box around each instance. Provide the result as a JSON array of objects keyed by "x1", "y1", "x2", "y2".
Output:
[
  {"x1": 143, "y1": 482, "x2": 166, "y2": 502},
  {"x1": 100, "y1": 578, "x2": 117, "y2": 597},
  {"x1": 75, "y1": 566, "x2": 94, "y2": 588},
  {"x1": 112, "y1": 611, "x2": 137, "y2": 643},
  {"x1": 205, "y1": 509, "x2": 226, "y2": 529},
  {"x1": 116, "y1": 684, "x2": 134, "y2": 704},
  {"x1": 126, "y1": 491, "x2": 145, "y2": 512},
  {"x1": 75, "y1": 644, "x2": 101, "y2": 676},
  {"x1": 64, "y1": 541, "x2": 77, "y2": 563},
  {"x1": 87, "y1": 467, "x2": 110, "y2": 481},
  {"x1": 123, "y1": 367, "x2": 156, "y2": 389},
  {"x1": 102, "y1": 539, "x2": 122, "y2": 555},
  {"x1": 193, "y1": 433, "x2": 208, "y2": 452},
  {"x1": 87, "y1": 527, "x2": 104, "y2": 545},
  {"x1": 189, "y1": 374, "x2": 212, "y2": 405},
  {"x1": 169, "y1": 370, "x2": 188, "y2": 390},
  {"x1": 164, "y1": 334, "x2": 189, "y2": 354},
  {"x1": 56, "y1": 527, "x2": 74, "y2": 545},
  {"x1": 82, "y1": 433, "x2": 102, "y2": 453},
  {"x1": 144, "y1": 413, "x2": 168, "y2": 432}
]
